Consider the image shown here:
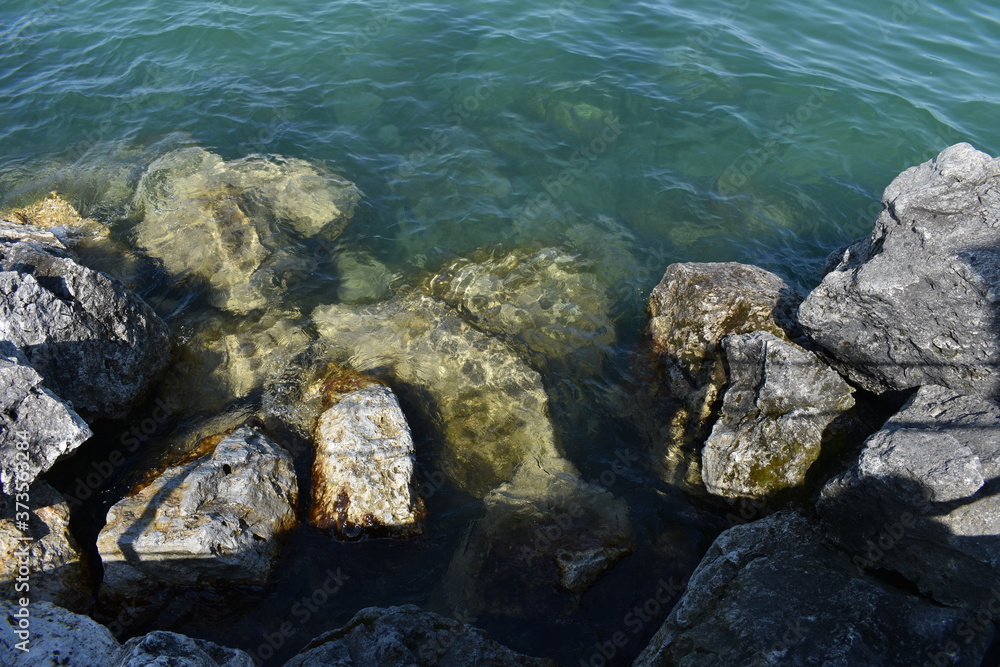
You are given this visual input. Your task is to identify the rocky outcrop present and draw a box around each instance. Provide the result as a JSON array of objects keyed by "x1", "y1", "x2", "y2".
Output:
[
  {"x1": 701, "y1": 331, "x2": 854, "y2": 500},
  {"x1": 283, "y1": 605, "x2": 557, "y2": 667},
  {"x1": 0, "y1": 342, "x2": 92, "y2": 494},
  {"x1": 310, "y1": 376, "x2": 423, "y2": 539},
  {"x1": 799, "y1": 143, "x2": 1000, "y2": 396},
  {"x1": 643, "y1": 262, "x2": 802, "y2": 488},
  {"x1": 133, "y1": 147, "x2": 361, "y2": 313},
  {"x1": 0, "y1": 480, "x2": 92, "y2": 611},
  {"x1": 818, "y1": 384, "x2": 1000, "y2": 610},
  {"x1": 0, "y1": 234, "x2": 172, "y2": 420},
  {"x1": 313, "y1": 293, "x2": 559, "y2": 497},
  {"x1": 634, "y1": 511, "x2": 992, "y2": 666},
  {"x1": 98, "y1": 424, "x2": 297, "y2": 603},
  {"x1": 0, "y1": 601, "x2": 254, "y2": 667},
  {"x1": 440, "y1": 458, "x2": 631, "y2": 620}
]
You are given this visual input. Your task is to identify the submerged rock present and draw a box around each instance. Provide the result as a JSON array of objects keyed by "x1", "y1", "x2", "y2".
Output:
[
  {"x1": 97, "y1": 424, "x2": 298, "y2": 603},
  {"x1": 819, "y1": 385, "x2": 1000, "y2": 610},
  {"x1": 0, "y1": 480, "x2": 92, "y2": 612},
  {"x1": 133, "y1": 147, "x2": 361, "y2": 312},
  {"x1": 284, "y1": 605, "x2": 557, "y2": 667},
  {"x1": 643, "y1": 262, "x2": 801, "y2": 489},
  {"x1": 428, "y1": 246, "x2": 614, "y2": 372},
  {"x1": 313, "y1": 293, "x2": 559, "y2": 497},
  {"x1": 0, "y1": 341, "x2": 92, "y2": 495},
  {"x1": 1, "y1": 191, "x2": 110, "y2": 241},
  {"x1": 799, "y1": 143, "x2": 1000, "y2": 396},
  {"x1": 701, "y1": 331, "x2": 854, "y2": 500},
  {"x1": 441, "y1": 457, "x2": 632, "y2": 620},
  {"x1": 311, "y1": 376, "x2": 424, "y2": 539},
  {"x1": 634, "y1": 511, "x2": 991, "y2": 666},
  {"x1": 0, "y1": 235, "x2": 172, "y2": 420}
]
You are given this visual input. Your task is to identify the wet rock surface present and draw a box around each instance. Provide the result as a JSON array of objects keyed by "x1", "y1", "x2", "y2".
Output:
[
  {"x1": 313, "y1": 292, "x2": 559, "y2": 497},
  {"x1": 97, "y1": 424, "x2": 298, "y2": 603},
  {"x1": 0, "y1": 480, "x2": 92, "y2": 612},
  {"x1": 0, "y1": 341, "x2": 92, "y2": 494},
  {"x1": 701, "y1": 331, "x2": 855, "y2": 500},
  {"x1": 633, "y1": 511, "x2": 992, "y2": 667},
  {"x1": 799, "y1": 143, "x2": 1000, "y2": 396},
  {"x1": 283, "y1": 605, "x2": 558, "y2": 667},
  {"x1": 818, "y1": 384, "x2": 1000, "y2": 610},
  {"x1": 0, "y1": 234, "x2": 172, "y2": 420},
  {"x1": 310, "y1": 378, "x2": 424, "y2": 539}
]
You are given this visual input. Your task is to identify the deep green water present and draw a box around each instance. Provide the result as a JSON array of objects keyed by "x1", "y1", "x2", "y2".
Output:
[{"x1": 3, "y1": 0, "x2": 1000, "y2": 664}]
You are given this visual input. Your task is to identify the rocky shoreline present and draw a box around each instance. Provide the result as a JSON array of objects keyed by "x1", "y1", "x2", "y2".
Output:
[{"x1": 3, "y1": 143, "x2": 1000, "y2": 665}]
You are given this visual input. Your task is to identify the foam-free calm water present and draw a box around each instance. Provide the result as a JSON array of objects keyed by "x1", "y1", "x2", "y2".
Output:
[{"x1": 3, "y1": 0, "x2": 999, "y2": 663}]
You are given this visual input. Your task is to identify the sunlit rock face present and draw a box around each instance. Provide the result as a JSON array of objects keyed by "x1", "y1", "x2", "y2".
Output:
[
  {"x1": 97, "y1": 424, "x2": 298, "y2": 605},
  {"x1": 0, "y1": 481, "x2": 92, "y2": 612},
  {"x1": 428, "y1": 246, "x2": 615, "y2": 373},
  {"x1": 133, "y1": 147, "x2": 361, "y2": 313},
  {"x1": 313, "y1": 292, "x2": 559, "y2": 498},
  {"x1": 310, "y1": 375, "x2": 424, "y2": 539}
]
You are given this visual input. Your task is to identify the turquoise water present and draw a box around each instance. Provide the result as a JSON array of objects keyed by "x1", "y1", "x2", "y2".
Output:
[{"x1": 4, "y1": 0, "x2": 1000, "y2": 664}]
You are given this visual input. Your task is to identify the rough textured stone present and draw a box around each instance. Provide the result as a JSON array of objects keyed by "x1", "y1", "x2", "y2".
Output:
[
  {"x1": 0, "y1": 238, "x2": 172, "y2": 420},
  {"x1": 799, "y1": 143, "x2": 1000, "y2": 396},
  {"x1": 0, "y1": 341, "x2": 92, "y2": 494},
  {"x1": 819, "y1": 384, "x2": 1000, "y2": 610},
  {"x1": 643, "y1": 262, "x2": 802, "y2": 489},
  {"x1": 428, "y1": 246, "x2": 614, "y2": 372},
  {"x1": 441, "y1": 457, "x2": 632, "y2": 620},
  {"x1": 97, "y1": 424, "x2": 298, "y2": 602},
  {"x1": 701, "y1": 331, "x2": 854, "y2": 500},
  {"x1": 0, "y1": 480, "x2": 92, "y2": 611},
  {"x1": 112, "y1": 631, "x2": 254, "y2": 667},
  {"x1": 633, "y1": 511, "x2": 992, "y2": 667},
  {"x1": 0, "y1": 600, "x2": 119, "y2": 667},
  {"x1": 133, "y1": 147, "x2": 361, "y2": 312},
  {"x1": 313, "y1": 293, "x2": 559, "y2": 497},
  {"x1": 311, "y1": 380, "x2": 423, "y2": 539},
  {"x1": 283, "y1": 605, "x2": 558, "y2": 667}
]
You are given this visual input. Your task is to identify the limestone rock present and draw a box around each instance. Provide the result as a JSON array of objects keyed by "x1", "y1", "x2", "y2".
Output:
[
  {"x1": 0, "y1": 237, "x2": 172, "y2": 420},
  {"x1": 311, "y1": 380, "x2": 423, "y2": 539},
  {"x1": 818, "y1": 385, "x2": 1000, "y2": 609},
  {"x1": 112, "y1": 631, "x2": 255, "y2": 667},
  {"x1": 313, "y1": 293, "x2": 559, "y2": 497},
  {"x1": 0, "y1": 480, "x2": 92, "y2": 611},
  {"x1": 701, "y1": 331, "x2": 854, "y2": 500},
  {"x1": 98, "y1": 424, "x2": 298, "y2": 602},
  {"x1": 283, "y1": 605, "x2": 557, "y2": 667},
  {"x1": 633, "y1": 511, "x2": 991, "y2": 666},
  {"x1": 799, "y1": 143, "x2": 1000, "y2": 395},
  {"x1": 0, "y1": 600, "x2": 120, "y2": 667},
  {"x1": 0, "y1": 341, "x2": 92, "y2": 494}
]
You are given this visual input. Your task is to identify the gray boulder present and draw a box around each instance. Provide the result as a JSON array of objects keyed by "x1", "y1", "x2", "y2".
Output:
[
  {"x1": 0, "y1": 480, "x2": 92, "y2": 611},
  {"x1": 818, "y1": 384, "x2": 1000, "y2": 610},
  {"x1": 311, "y1": 377, "x2": 423, "y2": 539},
  {"x1": 633, "y1": 511, "x2": 992, "y2": 666},
  {"x1": 799, "y1": 143, "x2": 1000, "y2": 396},
  {"x1": 283, "y1": 605, "x2": 557, "y2": 666},
  {"x1": 643, "y1": 262, "x2": 801, "y2": 490},
  {"x1": 0, "y1": 236, "x2": 172, "y2": 420},
  {"x1": 98, "y1": 424, "x2": 298, "y2": 603},
  {"x1": 112, "y1": 631, "x2": 254, "y2": 667},
  {"x1": 0, "y1": 341, "x2": 92, "y2": 495},
  {"x1": 701, "y1": 331, "x2": 854, "y2": 500}
]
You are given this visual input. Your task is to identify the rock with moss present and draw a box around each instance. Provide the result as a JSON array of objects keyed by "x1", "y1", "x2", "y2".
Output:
[
  {"x1": 133, "y1": 147, "x2": 361, "y2": 313},
  {"x1": 701, "y1": 331, "x2": 854, "y2": 500},
  {"x1": 284, "y1": 605, "x2": 558, "y2": 667},
  {"x1": 642, "y1": 262, "x2": 802, "y2": 490},
  {"x1": 313, "y1": 293, "x2": 559, "y2": 497},
  {"x1": 428, "y1": 246, "x2": 614, "y2": 373},
  {"x1": 0, "y1": 480, "x2": 92, "y2": 612},
  {"x1": 799, "y1": 143, "x2": 1000, "y2": 396},
  {"x1": 97, "y1": 424, "x2": 298, "y2": 606}
]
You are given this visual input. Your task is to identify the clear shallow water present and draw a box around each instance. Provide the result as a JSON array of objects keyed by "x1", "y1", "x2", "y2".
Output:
[{"x1": 3, "y1": 0, "x2": 1000, "y2": 664}]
